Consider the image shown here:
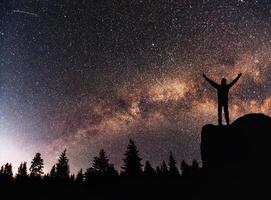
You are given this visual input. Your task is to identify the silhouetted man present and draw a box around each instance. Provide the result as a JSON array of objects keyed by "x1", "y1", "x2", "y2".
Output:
[{"x1": 203, "y1": 73, "x2": 242, "y2": 125}]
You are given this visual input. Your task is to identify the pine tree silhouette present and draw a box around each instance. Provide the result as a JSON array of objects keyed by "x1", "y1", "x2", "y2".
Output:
[
  {"x1": 160, "y1": 160, "x2": 169, "y2": 177},
  {"x1": 16, "y1": 162, "x2": 28, "y2": 180},
  {"x1": 75, "y1": 169, "x2": 84, "y2": 184},
  {"x1": 0, "y1": 165, "x2": 4, "y2": 174},
  {"x1": 143, "y1": 161, "x2": 156, "y2": 177},
  {"x1": 85, "y1": 149, "x2": 118, "y2": 182},
  {"x1": 29, "y1": 153, "x2": 44, "y2": 178},
  {"x1": 56, "y1": 149, "x2": 70, "y2": 181},
  {"x1": 5, "y1": 163, "x2": 13, "y2": 178},
  {"x1": 121, "y1": 139, "x2": 143, "y2": 177},
  {"x1": 93, "y1": 149, "x2": 118, "y2": 177},
  {"x1": 49, "y1": 165, "x2": 57, "y2": 179},
  {"x1": 0, "y1": 166, "x2": 4, "y2": 181},
  {"x1": 0, "y1": 163, "x2": 13, "y2": 182},
  {"x1": 92, "y1": 149, "x2": 110, "y2": 175},
  {"x1": 168, "y1": 151, "x2": 180, "y2": 177}
]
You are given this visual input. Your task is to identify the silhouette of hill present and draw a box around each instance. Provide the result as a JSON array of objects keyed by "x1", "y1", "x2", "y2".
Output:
[{"x1": 201, "y1": 113, "x2": 271, "y2": 174}]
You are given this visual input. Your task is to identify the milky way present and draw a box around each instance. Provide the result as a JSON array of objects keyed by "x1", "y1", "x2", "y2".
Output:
[{"x1": 0, "y1": 0, "x2": 271, "y2": 172}]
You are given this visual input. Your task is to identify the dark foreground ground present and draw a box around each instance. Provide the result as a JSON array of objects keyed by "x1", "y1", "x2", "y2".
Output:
[{"x1": 0, "y1": 171, "x2": 266, "y2": 200}]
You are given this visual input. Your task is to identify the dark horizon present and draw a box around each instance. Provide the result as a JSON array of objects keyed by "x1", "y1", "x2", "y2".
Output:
[{"x1": 1, "y1": 0, "x2": 271, "y2": 173}]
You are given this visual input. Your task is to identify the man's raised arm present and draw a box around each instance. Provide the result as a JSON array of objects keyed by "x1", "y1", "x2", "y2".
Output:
[
  {"x1": 203, "y1": 74, "x2": 219, "y2": 88},
  {"x1": 228, "y1": 73, "x2": 242, "y2": 88}
]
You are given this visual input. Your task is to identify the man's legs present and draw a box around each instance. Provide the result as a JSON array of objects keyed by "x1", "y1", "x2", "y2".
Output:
[
  {"x1": 218, "y1": 104, "x2": 222, "y2": 125},
  {"x1": 224, "y1": 103, "x2": 230, "y2": 125}
]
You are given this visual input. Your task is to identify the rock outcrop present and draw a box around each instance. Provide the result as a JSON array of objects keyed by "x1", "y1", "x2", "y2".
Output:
[{"x1": 201, "y1": 113, "x2": 271, "y2": 171}]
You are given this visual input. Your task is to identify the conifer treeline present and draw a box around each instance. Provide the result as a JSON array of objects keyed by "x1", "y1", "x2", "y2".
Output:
[{"x1": 0, "y1": 139, "x2": 199, "y2": 184}]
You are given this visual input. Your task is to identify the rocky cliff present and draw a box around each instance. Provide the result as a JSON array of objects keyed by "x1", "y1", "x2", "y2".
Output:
[{"x1": 201, "y1": 113, "x2": 271, "y2": 171}]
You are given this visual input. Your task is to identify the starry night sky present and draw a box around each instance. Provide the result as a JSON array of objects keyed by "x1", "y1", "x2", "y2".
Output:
[{"x1": 1, "y1": 0, "x2": 271, "y2": 173}]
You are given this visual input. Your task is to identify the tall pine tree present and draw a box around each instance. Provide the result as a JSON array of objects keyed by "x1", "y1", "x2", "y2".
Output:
[
  {"x1": 93, "y1": 149, "x2": 118, "y2": 177},
  {"x1": 0, "y1": 163, "x2": 13, "y2": 181},
  {"x1": 16, "y1": 162, "x2": 28, "y2": 180},
  {"x1": 160, "y1": 161, "x2": 169, "y2": 177},
  {"x1": 29, "y1": 153, "x2": 44, "y2": 178},
  {"x1": 85, "y1": 149, "x2": 118, "y2": 182},
  {"x1": 121, "y1": 139, "x2": 143, "y2": 177},
  {"x1": 4, "y1": 163, "x2": 13, "y2": 178},
  {"x1": 168, "y1": 151, "x2": 180, "y2": 177},
  {"x1": 92, "y1": 149, "x2": 110, "y2": 174},
  {"x1": 56, "y1": 149, "x2": 70, "y2": 180}
]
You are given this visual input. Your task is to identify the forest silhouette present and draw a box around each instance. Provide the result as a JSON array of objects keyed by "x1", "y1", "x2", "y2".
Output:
[
  {"x1": 0, "y1": 139, "x2": 199, "y2": 184},
  {"x1": 0, "y1": 113, "x2": 269, "y2": 199}
]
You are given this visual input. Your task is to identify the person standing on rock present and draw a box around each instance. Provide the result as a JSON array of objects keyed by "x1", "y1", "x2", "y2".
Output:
[{"x1": 203, "y1": 73, "x2": 242, "y2": 125}]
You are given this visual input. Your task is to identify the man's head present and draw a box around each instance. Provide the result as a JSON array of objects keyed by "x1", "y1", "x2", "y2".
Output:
[{"x1": 221, "y1": 78, "x2": 227, "y2": 85}]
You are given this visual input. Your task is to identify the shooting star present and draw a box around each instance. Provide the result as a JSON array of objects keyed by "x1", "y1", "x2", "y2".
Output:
[{"x1": 13, "y1": 10, "x2": 39, "y2": 17}]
